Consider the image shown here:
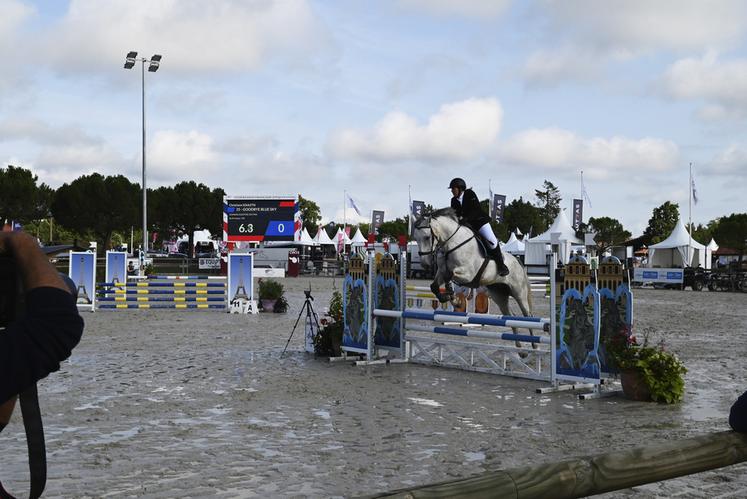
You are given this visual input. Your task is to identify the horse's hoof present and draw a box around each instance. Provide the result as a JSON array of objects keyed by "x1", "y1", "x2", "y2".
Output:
[{"x1": 438, "y1": 293, "x2": 452, "y2": 304}]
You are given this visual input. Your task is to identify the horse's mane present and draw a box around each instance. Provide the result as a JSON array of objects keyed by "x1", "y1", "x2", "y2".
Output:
[{"x1": 430, "y1": 207, "x2": 458, "y2": 221}]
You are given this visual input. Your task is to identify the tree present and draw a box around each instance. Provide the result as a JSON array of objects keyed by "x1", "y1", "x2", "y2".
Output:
[
  {"x1": 503, "y1": 197, "x2": 544, "y2": 238},
  {"x1": 587, "y1": 216, "x2": 632, "y2": 254},
  {"x1": 686, "y1": 220, "x2": 719, "y2": 244},
  {"x1": 298, "y1": 195, "x2": 322, "y2": 235},
  {"x1": 534, "y1": 180, "x2": 561, "y2": 232},
  {"x1": 713, "y1": 213, "x2": 747, "y2": 265},
  {"x1": 643, "y1": 201, "x2": 680, "y2": 245},
  {"x1": 52, "y1": 174, "x2": 140, "y2": 251},
  {"x1": 162, "y1": 181, "x2": 224, "y2": 256},
  {"x1": 378, "y1": 216, "x2": 409, "y2": 240},
  {"x1": 0, "y1": 165, "x2": 54, "y2": 224}
]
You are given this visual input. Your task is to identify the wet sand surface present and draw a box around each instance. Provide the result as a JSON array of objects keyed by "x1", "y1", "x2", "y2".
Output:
[{"x1": 2, "y1": 277, "x2": 747, "y2": 498}]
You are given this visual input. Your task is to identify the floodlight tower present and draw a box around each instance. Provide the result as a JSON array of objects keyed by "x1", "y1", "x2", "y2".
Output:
[{"x1": 124, "y1": 51, "x2": 162, "y2": 258}]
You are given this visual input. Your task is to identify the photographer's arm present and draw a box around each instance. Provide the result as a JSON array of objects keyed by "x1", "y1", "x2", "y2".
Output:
[
  {"x1": 0, "y1": 232, "x2": 84, "y2": 405},
  {"x1": 1, "y1": 232, "x2": 69, "y2": 292}
]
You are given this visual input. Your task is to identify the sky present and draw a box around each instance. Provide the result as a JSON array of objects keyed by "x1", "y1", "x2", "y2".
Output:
[{"x1": 1, "y1": 0, "x2": 746, "y2": 238}]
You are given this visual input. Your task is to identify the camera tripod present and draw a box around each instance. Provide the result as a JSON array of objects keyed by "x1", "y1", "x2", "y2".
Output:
[{"x1": 281, "y1": 289, "x2": 321, "y2": 358}]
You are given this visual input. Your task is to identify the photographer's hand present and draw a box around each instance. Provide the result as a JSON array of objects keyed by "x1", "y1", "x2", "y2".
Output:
[{"x1": 0, "y1": 232, "x2": 69, "y2": 293}]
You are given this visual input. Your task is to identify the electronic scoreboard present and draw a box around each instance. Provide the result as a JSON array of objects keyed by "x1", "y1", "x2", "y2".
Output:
[{"x1": 223, "y1": 196, "x2": 297, "y2": 243}]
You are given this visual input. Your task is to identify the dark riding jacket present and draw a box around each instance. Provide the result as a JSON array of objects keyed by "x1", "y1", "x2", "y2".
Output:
[{"x1": 451, "y1": 188, "x2": 491, "y2": 232}]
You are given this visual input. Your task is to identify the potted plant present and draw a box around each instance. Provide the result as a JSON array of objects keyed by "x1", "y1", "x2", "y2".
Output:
[
  {"x1": 606, "y1": 328, "x2": 687, "y2": 403},
  {"x1": 258, "y1": 279, "x2": 288, "y2": 313},
  {"x1": 314, "y1": 291, "x2": 343, "y2": 356}
]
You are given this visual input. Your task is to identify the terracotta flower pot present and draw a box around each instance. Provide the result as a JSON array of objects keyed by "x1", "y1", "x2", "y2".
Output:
[{"x1": 620, "y1": 369, "x2": 652, "y2": 402}]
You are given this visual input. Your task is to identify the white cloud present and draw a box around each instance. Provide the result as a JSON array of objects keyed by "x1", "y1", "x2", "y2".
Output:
[
  {"x1": 0, "y1": 118, "x2": 102, "y2": 147},
  {"x1": 399, "y1": 0, "x2": 511, "y2": 18},
  {"x1": 327, "y1": 98, "x2": 503, "y2": 163},
  {"x1": 522, "y1": 46, "x2": 603, "y2": 87},
  {"x1": 538, "y1": 0, "x2": 747, "y2": 53},
  {"x1": 522, "y1": 1, "x2": 747, "y2": 86},
  {"x1": 148, "y1": 130, "x2": 219, "y2": 182},
  {"x1": 706, "y1": 145, "x2": 747, "y2": 178},
  {"x1": 0, "y1": 0, "x2": 34, "y2": 47},
  {"x1": 659, "y1": 52, "x2": 747, "y2": 119},
  {"x1": 498, "y1": 128, "x2": 680, "y2": 178},
  {"x1": 0, "y1": 0, "x2": 36, "y2": 106},
  {"x1": 37, "y1": 0, "x2": 330, "y2": 75}
]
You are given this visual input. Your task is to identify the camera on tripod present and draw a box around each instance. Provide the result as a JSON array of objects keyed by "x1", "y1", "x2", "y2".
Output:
[{"x1": 304, "y1": 289, "x2": 313, "y2": 300}]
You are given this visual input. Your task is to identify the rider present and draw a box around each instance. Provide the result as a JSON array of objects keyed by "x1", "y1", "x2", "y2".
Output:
[{"x1": 449, "y1": 178, "x2": 510, "y2": 276}]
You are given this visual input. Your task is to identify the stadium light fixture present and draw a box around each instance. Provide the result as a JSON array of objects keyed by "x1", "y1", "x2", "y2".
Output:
[{"x1": 123, "y1": 52, "x2": 163, "y2": 265}]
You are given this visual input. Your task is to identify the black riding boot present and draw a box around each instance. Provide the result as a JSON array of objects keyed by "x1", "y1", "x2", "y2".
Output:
[{"x1": 489, "y1": 245, "x2": 509, "y2": 276}]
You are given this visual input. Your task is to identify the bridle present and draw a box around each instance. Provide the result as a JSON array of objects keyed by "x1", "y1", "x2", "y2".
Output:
[{"x1": 414, "y1": 216, "x2": 475, "y2": 259}]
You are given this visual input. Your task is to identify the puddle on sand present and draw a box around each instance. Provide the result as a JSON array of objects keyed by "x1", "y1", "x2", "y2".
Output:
[{"x1": 408, "y1": 397, "x2": 443, "y2": 407}]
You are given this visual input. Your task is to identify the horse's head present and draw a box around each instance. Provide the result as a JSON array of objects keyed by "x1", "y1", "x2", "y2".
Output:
[
  {"x1": 412, "y1": 214, "x2": 435, "y2": 270},
  {"x1": 412, "y1": 208, "x2": 458, "y2": 270}
]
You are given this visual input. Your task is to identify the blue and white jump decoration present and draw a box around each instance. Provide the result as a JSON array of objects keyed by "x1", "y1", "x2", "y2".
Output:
[
  {"x1": 227, "y1": 252, "x2": 258, "y2": 314},
  {"x1": 69, "y1": 251, "x2": 96, "y2": 312},
  {"x1": 342, "y1": 248, "x2": 633, "y2": 390},
  {"x1": 105, "y1": 251, "x2": 127, "y2": 285}
]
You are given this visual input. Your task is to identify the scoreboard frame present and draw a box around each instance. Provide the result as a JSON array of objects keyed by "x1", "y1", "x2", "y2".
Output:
[{"x1": 223, "y1": 196, "x2": 298, "y2": 243}]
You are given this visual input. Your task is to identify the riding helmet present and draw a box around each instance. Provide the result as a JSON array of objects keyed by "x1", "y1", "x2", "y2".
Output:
[{"x1": 448, "y1": 177, "x2": 466, "y2": 190}]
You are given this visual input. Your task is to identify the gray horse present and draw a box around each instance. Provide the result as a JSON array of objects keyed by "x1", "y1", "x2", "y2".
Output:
[{"x1": 412, "y1": 208, "x2": 534, "y2": 341}]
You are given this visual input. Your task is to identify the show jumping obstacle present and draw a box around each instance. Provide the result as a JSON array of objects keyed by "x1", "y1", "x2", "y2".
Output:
[
  {"x1": 341, "y1": 247, "x2": 633, "y2": 391},
  {"x1": 93, "y1": 251, "x2": 258, "y2": 313},
  {"x1": 96, "y1": 277, "x2": 228, "y2": 309}
]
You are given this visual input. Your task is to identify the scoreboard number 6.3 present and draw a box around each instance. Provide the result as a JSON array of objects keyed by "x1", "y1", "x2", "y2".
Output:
[{"x1": 239, "y1": 223, "x2": 254, "y2": 233}]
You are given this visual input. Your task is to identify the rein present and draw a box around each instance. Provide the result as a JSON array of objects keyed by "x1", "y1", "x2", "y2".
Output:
[
  {"x1": 415, "y1": 218, "x2": 474, "y2": 258},
  {"x1": 415, "y1": 216, "x2": 491, "y2": 287}
]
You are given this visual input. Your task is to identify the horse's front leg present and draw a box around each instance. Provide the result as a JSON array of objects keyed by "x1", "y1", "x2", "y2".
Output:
[{"x1": 429, "y1": 268, "x2": 453, "y2": 304}]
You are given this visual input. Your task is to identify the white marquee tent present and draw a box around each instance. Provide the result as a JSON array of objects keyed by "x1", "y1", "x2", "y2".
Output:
[
  {"x1": 350, "y1": 228, "x2": 367, "y2": 247},
  {"x1": 502, "y1": 232, "x2": 525, "y2": 255},
  {"x1": 295, "y1": 227, "x2": 317, "y2": 246},
  {"x1": 314, "y1": 227, "x2": 335, "y2": 246},
  {"x1": 524, "y1": 210, "x2": 583, "y2": 264},
  {"x1": 647, "y1": 219, "x2": 709, "y2": 269}
]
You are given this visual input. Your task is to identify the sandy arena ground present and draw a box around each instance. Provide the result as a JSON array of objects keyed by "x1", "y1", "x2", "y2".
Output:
[{"x1": 2, "y1": 277, "x2": 747, "y2": 498}]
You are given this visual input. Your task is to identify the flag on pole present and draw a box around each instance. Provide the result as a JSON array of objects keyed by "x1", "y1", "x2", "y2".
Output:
[
  {"x1": 581, "y1": 171, "x2": 592, "y2": 208},
  {"x1": 488, "y1": 180, "x2": 494, "y2": 219},
  {"x1": 346, "y1": 194, "x2": 362, "y2": 216},
  {"x1": 691, "y1": 173, "x2": 698, "y2": 205}
]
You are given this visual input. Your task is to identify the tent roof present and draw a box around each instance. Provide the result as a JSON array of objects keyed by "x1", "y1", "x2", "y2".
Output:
[
  {"x1": 649, "y1": 219, "x2": 706, "y2": 250},
  {"x1": 707, "y1": 238, "x2": 719, "y2": 251},
  {"x1": 351, "y1": 227, "x2": 367, "y2": 245},
  {"x1": 503, "y1": 232, "x2": 525, "y2": 253},
  {"x1": 314, "y1": 228, "x2": 335, "y2": 245},
  {"x1": 335, "y1": 227, "x2": 353, "y2": 244},
  {"x1": 527, "y1": 210, "x2": 583, "y2": 244},
  {"x1": 296, "y1": 227, "x2": 317, "y2": 246}
]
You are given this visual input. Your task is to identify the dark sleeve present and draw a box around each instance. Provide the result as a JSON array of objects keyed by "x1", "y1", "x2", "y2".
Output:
[
  {"x1": 450, "y1": 197, "x2": 460, "y2": 214},
  {"x1": 730, "y1": 391, "x2": 747, "y2": 432},
  {"x1": 0, "y1": 287, "x2": 84, "y2": 404},
  {"x1": 464, "y1": 190, "x2": 490, "y2": 226}
]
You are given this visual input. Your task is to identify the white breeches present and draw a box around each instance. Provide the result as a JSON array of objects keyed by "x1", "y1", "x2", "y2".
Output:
[{"x1": 478, "y1": 223, "x2": 498, "y2": 249}]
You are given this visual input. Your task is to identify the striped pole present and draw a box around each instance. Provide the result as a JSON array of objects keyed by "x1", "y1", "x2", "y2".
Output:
[
  {"x1": 98, "y1": 282, "x2": 226, "y2": 287},
  {"x1": 407, "y1": 324, "x2": 550, "y2": 344},
  {"x1": 374, "y1": 308, "x2": 549, "y2": 330},
  {"x1": 98, "y1": 303, "x2": 226, "y2": 309}
]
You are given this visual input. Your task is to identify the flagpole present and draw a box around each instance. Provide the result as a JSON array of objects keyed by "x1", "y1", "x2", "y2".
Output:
[
  {"x1": 488, "y1": 178, "x2": 492, "y2": 220},
  {"x1": 408, "y1": 184, "x2": 412, "y2": 237},
  {"x1": 688, "y1": 163, "x2": 692, "y2": 266},
  {"x1": 343, "y1": 189, "x2": 347, "y2": 236}
]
